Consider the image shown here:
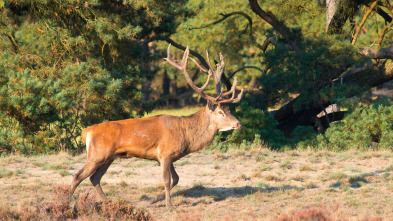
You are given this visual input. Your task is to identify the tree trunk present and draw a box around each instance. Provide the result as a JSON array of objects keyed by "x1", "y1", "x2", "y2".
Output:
[
  {"x1": 141, "y1": 39, "x2": 152, "y2": 102},
  {"x1": 275, "y1": 61, "x2": 393, "y2": 136},
  {"x1": 327, "y1": 0, "x2": 375, "y2": 34},
  {"x1": 326, "y1": 0, "x2": 340, "y2": 31},
  {"x1": 162, "y1": 70, "x2": 170, "y2": 96}
]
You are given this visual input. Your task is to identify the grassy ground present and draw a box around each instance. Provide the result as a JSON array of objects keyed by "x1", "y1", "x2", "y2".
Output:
[
  {"x1": 0, "y1": 147, "x2": 392, "y2": 220},
  {"x1": 144, "y1": 106, "x2": 202, "y2": 117}
]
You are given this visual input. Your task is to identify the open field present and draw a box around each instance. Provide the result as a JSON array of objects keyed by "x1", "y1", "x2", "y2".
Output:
[
  {"x1": 0, "y1": 148, "x2": 393, "y2": 220},
  {"x1": 143, "y1": 106, "x2": 202, "y2": 117}
]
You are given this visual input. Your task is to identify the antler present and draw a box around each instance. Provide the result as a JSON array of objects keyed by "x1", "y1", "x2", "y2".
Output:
[
  {"x1": 219, "y1": 77, "x2": 244, "y2": 104},
  {"x1": 165, "y1": 44, "x2": 243, "y2": 104}
]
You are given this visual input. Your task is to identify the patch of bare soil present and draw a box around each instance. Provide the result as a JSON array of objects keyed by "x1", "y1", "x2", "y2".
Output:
[{"x1": 0, "y1": 148, "x2": 392, "y2": 220}]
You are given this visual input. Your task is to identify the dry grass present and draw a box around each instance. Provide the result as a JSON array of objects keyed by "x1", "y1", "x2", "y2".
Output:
[
  {"x1": 144, "y1": 106, "x2": 201, "y2": 117},
  {"x1": 0, "y1": 185, "x2": 152, "y2": 220},
  {"x1": 0, "y1": 148, "x2": 392, "y2": 220}
]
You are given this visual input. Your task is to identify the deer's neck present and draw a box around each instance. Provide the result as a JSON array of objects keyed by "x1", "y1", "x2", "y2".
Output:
[{"x1": 181, "y1": 107, "x2": 218, "y2": 153}]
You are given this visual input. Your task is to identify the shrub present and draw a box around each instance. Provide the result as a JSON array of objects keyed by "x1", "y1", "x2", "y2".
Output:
[
  {"x1": 0, "y1": 185, "x2": 152, "y2": 220},
  {"x1": 226, "y1": 101, "x2": 287, "y2": 148},
  {"x1": 291, "y1": 125, "x2": 318, "y2": 148},
  {"x1": 276, "y1": 206, "x2": 332, "y2": 221},
  {"x1": 318, "y1": 103, "x2": 393, "y2": 150}
]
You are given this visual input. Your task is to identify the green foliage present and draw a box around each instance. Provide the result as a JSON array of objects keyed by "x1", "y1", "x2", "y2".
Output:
[
  {"x1": 319, "y1": 103, "x2": 393, "y2": 150},
  {"x1": 168, "y1": 0, "x2": 393, "y2": 150},
  {"x1": 159, "y1": 0, "x2": 265, "y2": 89},
  {"x1": 262, "y1": 35, "x2": 367, "y2": 109},
  {"x1": 291, "y1": 126, "x2": 318, "y2": 148},
  {"x1": 227, "y1": 101, "x2": 287, "y2": 148},
  {"x1": 0, "y1": 0, "x2": 191, "y2": 154},
  {"x1": 1, "y1": 0, "x2": 392, "y2": 153}
]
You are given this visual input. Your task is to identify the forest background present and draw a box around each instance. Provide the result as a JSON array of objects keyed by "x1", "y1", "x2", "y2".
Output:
[{"x1": 1, "y1": 0, "x2": 393, "y2": 154}]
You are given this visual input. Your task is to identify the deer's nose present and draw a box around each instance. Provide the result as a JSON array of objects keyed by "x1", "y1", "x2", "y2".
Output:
[{"x1": 236, "y1": 122, "x2": 242, "y2": 129}]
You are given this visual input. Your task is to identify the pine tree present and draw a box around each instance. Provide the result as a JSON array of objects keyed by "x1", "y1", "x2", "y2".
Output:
[{"x1": 0, "y1": 0, "x2": 191, "y2": 153}]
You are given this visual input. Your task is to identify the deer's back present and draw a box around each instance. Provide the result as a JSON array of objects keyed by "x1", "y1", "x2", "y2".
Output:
[{"x1": 82, "y1": 115, "x2": 185, "y2": 161}]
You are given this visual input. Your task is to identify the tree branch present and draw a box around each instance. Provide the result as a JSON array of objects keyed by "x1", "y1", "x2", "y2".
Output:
[
  {"x1": 189, "y1": 11, "x2": 251, "y2": 31},
  {"x1": 189, "y1": 11, "x2": 265, "y2": 51},
  {"x1": 227, "y1": 66, "x2": 264, "y2": 80},
  {"x1": 334, "y1": 60, "x2": 393, "y2": 87},
  {"x1": 359, "y1": 44, "x2": 393, "y2": 59},
  {"x1": 275, "y1": 58, "x2": 393, "y2": 135},
  {"x1": 261, "y1": 36, "x2": 276, "y2": 52},
  {"x1": 352, "y1": 1, "x2": 378, "y2": 45},
  {"x1": 274, "y1": 63, "x2": 351, "y2": 133},
  {"x1": 378, "y1": 19, "x2": 393, "y2": 47},
  {"x1": 248, "y1": 0, "x2": 301, "y2": 53},
  {"x1": 376, "y1": 6, "x2": 392, "y2": 23}
]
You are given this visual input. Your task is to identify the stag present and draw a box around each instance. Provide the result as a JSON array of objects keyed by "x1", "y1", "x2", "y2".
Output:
[{"x1": 70, "y1": 44, "x2": 244, "y2": 208}]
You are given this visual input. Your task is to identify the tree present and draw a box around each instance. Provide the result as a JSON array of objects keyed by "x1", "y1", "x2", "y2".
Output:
[
  {"x1": 160, "y1": 0, "x2": 393, "y2": 145},
  {"x1": 0, "y1": 0, "x2": 191, "y2": 153},
  {"x1": 252, "y1": 0, "x2": 393, "y2": 135}
]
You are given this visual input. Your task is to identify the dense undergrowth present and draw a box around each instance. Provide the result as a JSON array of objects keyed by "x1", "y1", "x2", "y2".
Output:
[{"x1": 213, "y1": 99, "x2": 393, "y2": 152}]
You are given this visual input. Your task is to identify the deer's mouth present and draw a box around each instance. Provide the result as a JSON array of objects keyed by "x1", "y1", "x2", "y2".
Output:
[{"x1": 219, "y1": 127, "x2": 233, "y2": 132}]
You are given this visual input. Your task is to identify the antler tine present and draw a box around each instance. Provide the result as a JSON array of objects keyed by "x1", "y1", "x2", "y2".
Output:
[
  {"x1": 219, "y1": 88, "x2": 244, "y2": 104},
  {"x1": 165, "y1": 44, "x2": 183, "y2": 70},
  {"x1": 219, "y1": 77, "x2": 244, "y2": 104},
  {"x1": 206, "y1": 51, "x2": 226, "y2": 95},
  {"x1": 222, "y1": 76, "x2": 238, "y2": 98},
  {"x1": 189, "y1": 57, "x2": 208, "y2": 73},
  {"x1": 215, "y1": 53, "x2": 226, "y2": 95},
  {"x1": 165, "y1": 44, "x2": 217, "y2": 103},
  {"x1": 180, "y1": 45, "x2": 190, "y2": 68},
  {"x1": 216, "y1": 53, "x2": 225, "y2": 83},
  {"x1": 206, "y1": 50, "x2": 215, "y2": 76}
]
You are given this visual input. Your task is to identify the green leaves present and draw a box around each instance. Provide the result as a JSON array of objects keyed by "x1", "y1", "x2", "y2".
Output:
[
  {"x1": 321, "y1": 103, "x2": 393, "y2": 150},
  {"x1": 0, "y1": 0, "x2": 191, "y2": 154},
  {"x1": 227, "y1": 101, "x2": 287, "y2": 148}
]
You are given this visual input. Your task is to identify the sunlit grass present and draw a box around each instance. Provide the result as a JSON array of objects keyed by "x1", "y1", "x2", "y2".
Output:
[
  {"x1": 144, "y1": 106, "x2": 202, "y2": 117},
  {"x1": 0, "y1": 147, "x2": 392, "y2": 220}
]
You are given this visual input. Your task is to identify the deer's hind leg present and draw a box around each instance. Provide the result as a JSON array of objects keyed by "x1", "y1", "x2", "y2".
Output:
[
  {"x1": 89, "y1": 158, "x2": 114, "y2": 200},
  {"x1": 70, "y1": 159, "x2": 102, "y2": 200},
  {"x1": 70, "y1": 138, "x2": 111, "y2": 200}
]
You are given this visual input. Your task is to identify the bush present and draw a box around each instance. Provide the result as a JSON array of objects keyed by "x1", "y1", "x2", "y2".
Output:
[
  {"x1": 0, "y1": 185, "x2": 152, "y2": 221},
  {"x1": 291, "y1": 125, "x2": 318, "y2": 149},
  {"x1": 224, "y1": 101, "x2": 287, "y2": 149},
  {"x1": 276, "y1": 206, "x2": 332, "y2": 221},
  {"x1": 318, "y1": 103, "x2": 393, "y2": 150}
]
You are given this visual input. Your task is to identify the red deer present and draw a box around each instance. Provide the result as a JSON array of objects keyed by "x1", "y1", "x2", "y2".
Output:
[{"x1": 70, "y1": 44, "x2": 244, "y2": 208}]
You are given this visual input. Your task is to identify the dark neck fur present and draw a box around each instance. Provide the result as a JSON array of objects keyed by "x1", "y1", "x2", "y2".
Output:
[{"x1": 177, "y1": 107, "x2": 218, "y2": 153}]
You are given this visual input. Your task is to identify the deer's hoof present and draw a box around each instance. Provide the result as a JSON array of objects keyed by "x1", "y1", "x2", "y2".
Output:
[
  {"x1": 166, "y1": 202, "x2": 174, "y2": 209},
  {"x1": 150, "y1": 197, "x2": 158, "y2": 204}
]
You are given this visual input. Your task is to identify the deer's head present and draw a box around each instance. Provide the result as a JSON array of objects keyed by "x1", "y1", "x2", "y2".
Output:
[{"x1": 165, "y1": 44, "x2": 243, "y2": 132}]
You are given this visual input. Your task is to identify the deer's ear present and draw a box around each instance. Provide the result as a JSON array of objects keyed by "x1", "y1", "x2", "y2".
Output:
[{"x1": 207, "y1": 101, "x2": 217, "y2": 111}]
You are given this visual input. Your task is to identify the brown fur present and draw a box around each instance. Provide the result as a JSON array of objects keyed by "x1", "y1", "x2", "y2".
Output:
[{"x1": 70, "y1": 103, "x2": 241, "y2": 208}]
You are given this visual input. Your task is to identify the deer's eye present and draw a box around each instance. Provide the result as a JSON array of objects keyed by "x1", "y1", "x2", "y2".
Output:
[{"x1": 218, "y1": 111, "x2": 224, "y2": 116}]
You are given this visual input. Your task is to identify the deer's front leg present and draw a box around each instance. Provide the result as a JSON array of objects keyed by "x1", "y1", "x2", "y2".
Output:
[
  {"x1": 151, "y1": 162, "x2": 179, "y2": 204},
  {"x1": 161, "y1": 157, "x2": 173, "y2": 208}
]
